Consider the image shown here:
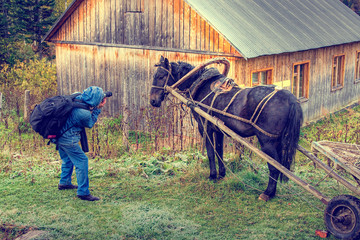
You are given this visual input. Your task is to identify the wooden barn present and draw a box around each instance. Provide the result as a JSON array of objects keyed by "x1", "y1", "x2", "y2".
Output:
[{"x1": 43, "y1": 0, "x2": 360, "y2": 131}]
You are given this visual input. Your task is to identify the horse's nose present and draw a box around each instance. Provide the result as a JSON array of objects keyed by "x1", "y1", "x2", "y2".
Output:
[{"x1": 150, "y1": 99, "x2": 156, "y2": 106}]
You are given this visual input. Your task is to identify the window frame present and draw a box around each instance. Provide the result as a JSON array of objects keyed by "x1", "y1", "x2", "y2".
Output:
[
  {"x1": 292, "y1": 61, "x2": 310, "y2": 100},
  {"x1": 250, "y1": 68, "x2": 273, "y2": 86},
  {"x1": 355, "y1": 51, "x2": 360, "y2": 84},
  {"x1": 331, "y1": 54, "x2": 345, "y2": 91}
]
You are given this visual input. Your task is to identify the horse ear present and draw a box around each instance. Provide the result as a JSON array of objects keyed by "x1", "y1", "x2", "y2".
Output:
[
  {"x1": 155, "y1": 56, "x2": 165, "y2": 67},
  {"x1": 164, "y1": 57, "x2": 170, "y2": 68}
]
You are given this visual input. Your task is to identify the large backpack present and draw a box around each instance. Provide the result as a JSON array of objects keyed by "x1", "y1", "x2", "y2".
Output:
[{"x1": 30, "y1": 93, "x2": 90, "y2": 139}]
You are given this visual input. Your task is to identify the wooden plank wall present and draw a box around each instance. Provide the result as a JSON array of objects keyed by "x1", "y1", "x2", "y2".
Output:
[
  {"x1": 243, "y1": 42, "x2": 360, "y2": 123},
  {"x1": 52, "y1": 0, "x2": 360, "y2": 128},
  {"x1": 55, "y1": 42, "x2": 360, "y2": 126},
  {"x1": 52, "y1": 0, "x2": 239, "y2": 55},
  {"x1": 55, "y1": 43, "x2": 239, "y2": 141}
]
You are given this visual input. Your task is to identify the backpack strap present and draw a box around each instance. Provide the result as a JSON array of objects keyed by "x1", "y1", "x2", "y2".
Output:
[{"x1": 52, "y1": 95, "x2": 92, "y2": 149}]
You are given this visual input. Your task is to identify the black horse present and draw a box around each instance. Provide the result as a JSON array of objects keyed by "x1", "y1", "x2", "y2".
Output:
[{"x1": 150, "y1": 56, "x2": 303, "y2": 201}]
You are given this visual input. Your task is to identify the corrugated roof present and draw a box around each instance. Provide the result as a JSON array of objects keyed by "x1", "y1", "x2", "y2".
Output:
[{"x1": 185, "y1": 0, "x2": 360, "y2": 59}]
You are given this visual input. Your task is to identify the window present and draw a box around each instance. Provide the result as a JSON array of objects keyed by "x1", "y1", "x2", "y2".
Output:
[
  {"x1": 355, "y1": 51, "x2": 360, "y2": 83},
  {"x1": 332, "y1": 54, "x2": 345, "y2": 91},
  {"x1": 292, "y1": 61, "x2": 310, "y2": 99},
  {"x1": 251, "y1": 68, "x2": 273, "y2": 86}
]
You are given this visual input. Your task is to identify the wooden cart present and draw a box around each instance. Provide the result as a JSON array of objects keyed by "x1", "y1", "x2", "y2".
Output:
[
  {"x1": 164, "y1": 58, "x2": 360, "y2": 239},
  {"x1": 312, "y1": 141, "x2": 360, "y2": 186}
]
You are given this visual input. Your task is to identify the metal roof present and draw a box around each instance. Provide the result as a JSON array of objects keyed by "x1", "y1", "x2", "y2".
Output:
[{"x1": 185, "y1": 0, "x2": 360, "y2": 59}]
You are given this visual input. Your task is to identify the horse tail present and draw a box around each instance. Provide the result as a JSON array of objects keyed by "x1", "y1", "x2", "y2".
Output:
[{"x1": 279, "y1": 101, "x2": 303, "y2": 182}]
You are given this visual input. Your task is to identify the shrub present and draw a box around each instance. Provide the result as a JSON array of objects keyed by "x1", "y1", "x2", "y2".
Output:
[{"x1": 0, "y1": 57, "x2": 57, "y2": 100}]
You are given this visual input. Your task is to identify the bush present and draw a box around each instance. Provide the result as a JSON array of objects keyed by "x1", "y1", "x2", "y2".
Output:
[
  {"x1": 0, "y1": 57, "x2": 57, "y2": 122},
  {"x1": 0, "y1": 57, "x2": 57, "y2": 100}
]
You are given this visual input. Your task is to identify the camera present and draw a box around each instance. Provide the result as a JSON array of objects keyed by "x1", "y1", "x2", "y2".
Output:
[{"x1": 104, "y1": 91, "x2": 112, "y2": 98}]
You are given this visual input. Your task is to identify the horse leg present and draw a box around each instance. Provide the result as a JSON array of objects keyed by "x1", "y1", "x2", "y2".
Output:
[
  {"x1": 205, "y1": 129, "x2": 217, "y2": 180},
  {"x1": 259, "y1": 142, "x2": 281, "y2": 202},
  {"x1": 215, "y1": 131, "x2": 225, "y2": 179}
]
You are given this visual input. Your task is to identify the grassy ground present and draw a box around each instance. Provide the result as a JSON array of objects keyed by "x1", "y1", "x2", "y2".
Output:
[
  {"x1": 0, "y1": 147, "x2": 352, "y2": 240},
  {"x1": 1, "y1": 105, "x2": 359, "y2": 239}
]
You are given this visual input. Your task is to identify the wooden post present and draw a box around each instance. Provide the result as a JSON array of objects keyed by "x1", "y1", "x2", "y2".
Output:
[
  {"x1": 24, "y1": 90, "x2": 31, "y2": 121},
  {"x1": 0, "y1": 92, "x2": 2, "y2": 118},
  {"x1": 122, "y1": 107, "x2": 130, "y2": 151}
]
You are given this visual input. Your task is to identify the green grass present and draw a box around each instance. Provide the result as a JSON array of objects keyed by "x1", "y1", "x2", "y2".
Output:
[
  {"x1": 0, "y1": 145, "x2": 352, "y2": 240},
  {"x1": 1, "y1": 105, "x2": 360, "y2": 239}
]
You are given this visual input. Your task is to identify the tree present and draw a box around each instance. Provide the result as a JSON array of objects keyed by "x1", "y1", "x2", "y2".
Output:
[
  {"x1": 341, "y1": 0, "x2": 360, "y2": 15},
  {"x1": 53, "y1": 0, "x2": 72, "y2": 17},
  {"x1": 0, "y1": 0, "x2": 14, "y2": 65},
  {"x1": 11, "y1": 0, "x2": 57, "y2": 56}
]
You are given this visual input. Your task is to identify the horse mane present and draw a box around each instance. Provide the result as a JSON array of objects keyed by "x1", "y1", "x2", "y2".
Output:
[{"x1": 172, "y1": 61, "x2": 207, "y2": 90}]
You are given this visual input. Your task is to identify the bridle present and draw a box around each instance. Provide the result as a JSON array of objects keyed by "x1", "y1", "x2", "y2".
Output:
[{"x1": 151, "y1": 65, "x2": 175, "y2": 94}]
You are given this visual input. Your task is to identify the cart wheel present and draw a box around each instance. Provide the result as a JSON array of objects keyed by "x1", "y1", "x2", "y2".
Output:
[{"x1": 324, "y1": 195, "x2": 360, "y2": 239}]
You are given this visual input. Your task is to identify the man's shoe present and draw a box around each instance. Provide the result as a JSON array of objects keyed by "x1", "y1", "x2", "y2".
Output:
[
  {"x1": 77, "y1": 194, "x2": 100, "y2": 201},
  {"x1": 58, "y1": 184, "x2": 78, "y2": 190}
]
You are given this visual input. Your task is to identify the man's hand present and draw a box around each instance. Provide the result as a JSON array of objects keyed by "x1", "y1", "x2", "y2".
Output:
[{"x1": 98, "y1": 98, "x2": 107, "y2": 108}]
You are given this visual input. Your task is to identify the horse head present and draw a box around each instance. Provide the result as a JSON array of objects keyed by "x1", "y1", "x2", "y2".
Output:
[
  {"x1": 150, "y1": 56, "x2": 203, "y2": 107},
  {"x1": 149, "y1": 56, "x2": 174, "y2": 107}
]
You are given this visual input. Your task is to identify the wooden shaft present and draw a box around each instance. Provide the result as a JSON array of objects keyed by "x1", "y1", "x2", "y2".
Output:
[
  {"x1": 166, "y1": 85, "x2": 330, "y2": 205},
  {"x1": 297, "y1": 145, "x2": 360, "y2": 196},
  {"x1": 171, "y1": 57, "x2": 231, "y2": 89}
]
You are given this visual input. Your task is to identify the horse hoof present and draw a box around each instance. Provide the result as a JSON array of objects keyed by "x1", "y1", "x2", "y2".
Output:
[
  {"x1": 208, "y1": 176, "x2": 217, "y2": 182},
  {"x1": 258, "y1": 193, "x2": 270, "y2": 202},
  {"x1": 218, "y1": 175, "x2": 225, "y2": 180}
]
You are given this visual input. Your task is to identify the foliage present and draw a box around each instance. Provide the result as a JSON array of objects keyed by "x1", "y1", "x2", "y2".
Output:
[
  {"x1": 10, "y1": 0, "x2": 57, "y2": 55},
  {"x1": 0, "y1": 40, "x2": 37, "y2": 68},
  {"x1": 0, "y1": 57, "x2": 57, "y2": 138},
  {"x1": 0, "y1": 0, "x2": 69, "y2": 67},
  {"x1": 53, "y1": 0, "x2": 72, "y2": 17},
  {"x1": 341, "y1": 0, "x2": 360, "y2": 14},
  {"x1": 0, "y1": 57, "x2": 57, "y2": 102},
  {"x1": 300, "y1": 105, "x2": 360, "y2": 146}
]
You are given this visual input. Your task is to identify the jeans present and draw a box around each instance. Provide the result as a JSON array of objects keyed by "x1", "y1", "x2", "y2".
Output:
[{"x1": 57, "y1": 130, "x2": 90, "y2": 196}]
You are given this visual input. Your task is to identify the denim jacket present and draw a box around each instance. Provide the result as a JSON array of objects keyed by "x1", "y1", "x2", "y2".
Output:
[
  {"x1": 58, "y1": 108, "x2": 102, "y2": 145},
  {"x1": 57, "y1": 86, "x2": 105, "y2": 145}
]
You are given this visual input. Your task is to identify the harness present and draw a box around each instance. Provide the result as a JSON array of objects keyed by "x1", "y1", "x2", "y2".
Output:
[
  {"x1": 194, "y1": 89, "x2": 280, "y2": 138},
  {"x1": 151, "y1": 66, "x2": 175, "y2": 93},
  {"x1": 152, "y1": 62, "x2": 280, "y2": 138},
  {"x1": 187, "y1": 69, "x2": 280, "y2": 138}
]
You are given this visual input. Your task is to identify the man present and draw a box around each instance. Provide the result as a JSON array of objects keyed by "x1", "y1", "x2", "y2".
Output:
[{"x1": 56, "y1": 86, "x2": 107, "y2": 201}]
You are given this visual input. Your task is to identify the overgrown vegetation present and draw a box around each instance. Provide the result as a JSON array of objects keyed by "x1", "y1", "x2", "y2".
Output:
[
  {"x1": 301, "y1": 105, "x2": 360, "y2": 146},
  {"x1": 1, "y1": 104, "x2": 360, "y2": 239}
]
